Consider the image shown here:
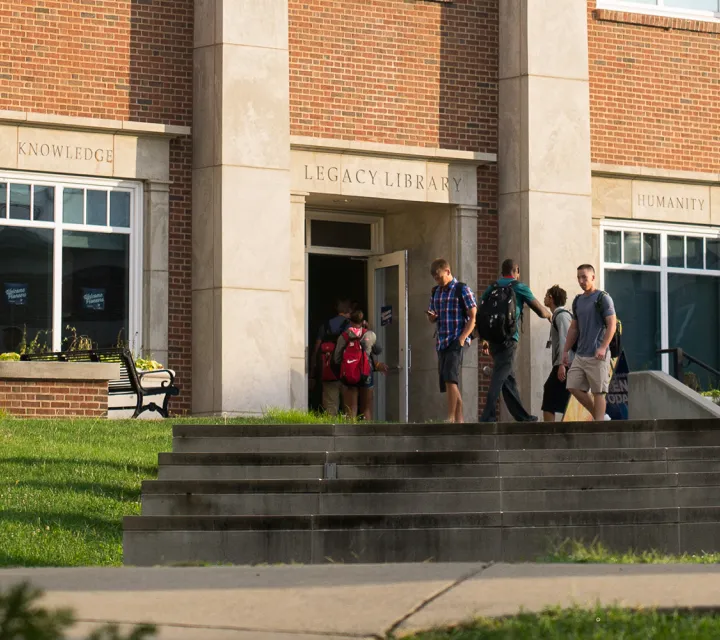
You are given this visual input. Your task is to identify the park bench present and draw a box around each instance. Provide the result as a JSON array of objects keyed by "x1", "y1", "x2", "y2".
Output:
[{"x1": 19, "y1": 348, "x2": 179, "y2": 418}]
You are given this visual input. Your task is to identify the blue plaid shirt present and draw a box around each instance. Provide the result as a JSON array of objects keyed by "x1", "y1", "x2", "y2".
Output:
[{"x1": 429, "y1": 278, "x2": 477, "y2": 351}]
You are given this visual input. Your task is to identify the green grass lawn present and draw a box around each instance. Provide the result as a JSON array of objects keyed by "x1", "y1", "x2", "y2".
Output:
[
  {"x1": 404, "y1": 606, "x2": 720, "y2": 639},
  {"x1": 542, "y1": 539, "x2": 720, "y2": 564},
  {"x1": 0, "y1": 410, "x2": 345, "y2": 567}
]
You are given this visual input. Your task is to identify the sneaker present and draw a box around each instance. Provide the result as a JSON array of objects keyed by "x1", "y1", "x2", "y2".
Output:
[
  {"x1": 481, "y1": 365, "x2": 493, "y2": 377},
  {"x1": 604, "y1": 414, "x2": 612, "y2": 421}
]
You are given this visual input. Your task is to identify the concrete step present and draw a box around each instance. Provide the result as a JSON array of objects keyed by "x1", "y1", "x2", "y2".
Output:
[
  {"x1": 157, "y1": 448, "x2": 720, "y2": 480},
  {"x1": 139, "y1": 474, "x2": 720, "y2": 517},
  {"x1": 170, "y1": 420, "x2": 720, "y2": 453},
  {"x1": 123, "y1": 506, "x2": 720, "y2": 566}
]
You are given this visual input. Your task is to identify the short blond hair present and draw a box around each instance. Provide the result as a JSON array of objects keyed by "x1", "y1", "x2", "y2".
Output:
[{"x1": 430, "y1": 258, "x2": 451, "y2": 275}]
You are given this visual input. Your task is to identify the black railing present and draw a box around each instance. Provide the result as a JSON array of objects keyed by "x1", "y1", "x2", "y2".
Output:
[{"x1": 657, "y1": 348, "x2": 720, "y2": 387}]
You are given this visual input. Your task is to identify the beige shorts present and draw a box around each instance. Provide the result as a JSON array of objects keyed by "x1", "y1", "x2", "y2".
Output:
[{"x1": 566, "y1": 355, "x2": 611, "y2": 394}]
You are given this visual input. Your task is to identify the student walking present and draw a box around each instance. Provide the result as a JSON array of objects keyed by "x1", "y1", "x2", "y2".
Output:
[
  {"x1": 426, "y1": 259, "x2": 477, "y2": 423},
  {"x1": 542, "y1": 285, "x2": 572, "y2": 422},
  {"x1": 562, "y1": 264, "x2": 618, "y2": 421},
  {"x1": 478, "y1": 259, "x2": 551, "y2": 423},
  {"x1": 333, "y1": 310, "x2": 388, "y2": 420},
  {"x1": 310, "y1": 299, "x2": 352, "y2": 416}
]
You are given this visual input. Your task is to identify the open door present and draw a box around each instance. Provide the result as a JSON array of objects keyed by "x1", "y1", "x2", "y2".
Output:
[{"x1": 368, "y1": 251, "x2": 409, "y2": 422}]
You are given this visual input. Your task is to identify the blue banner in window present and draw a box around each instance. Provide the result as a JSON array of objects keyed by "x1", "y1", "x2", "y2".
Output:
[
  {"x1": 5, "y1": 283, "x2": 27, "y2": 306},
  {"x1": 381, "y1": 305, "x2": 393, "y2": 326},
  {"x1": 82, "y1": 288, "x2": 105, "y2": 311}
]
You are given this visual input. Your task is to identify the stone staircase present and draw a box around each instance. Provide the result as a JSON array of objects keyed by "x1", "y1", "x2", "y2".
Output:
[{"x1": 123, "y1": 419, "x2": 720, "y2": 566}]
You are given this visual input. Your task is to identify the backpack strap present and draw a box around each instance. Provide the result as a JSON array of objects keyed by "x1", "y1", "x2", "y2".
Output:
[{"x1": 552, "y1": 308, "x2": 572, "y2": 332}]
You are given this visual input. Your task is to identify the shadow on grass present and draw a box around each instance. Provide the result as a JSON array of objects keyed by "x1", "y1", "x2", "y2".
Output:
[
  {"x1": 0, "y1": 457, "x2": 157, "y2": 476},
  {"x1": 0, "y1": 509, "x2": 122, "y2": 535},
  {"x1": 1, "y1": 480, "x2": 141, "y2": 503}
]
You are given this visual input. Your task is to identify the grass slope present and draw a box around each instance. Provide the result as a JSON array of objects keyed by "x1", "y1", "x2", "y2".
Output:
[
  {"x1": 0, "y1": 410, "x2": 346, "y2": 567},
  {"x1": 405, "y1": 606, "x2": 720, "y2": 639}
]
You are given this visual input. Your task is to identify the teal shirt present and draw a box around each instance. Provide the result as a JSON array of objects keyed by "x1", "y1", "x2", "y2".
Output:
[{"x1": 481, "y1": 277, "x2": 536, "y2": 342}]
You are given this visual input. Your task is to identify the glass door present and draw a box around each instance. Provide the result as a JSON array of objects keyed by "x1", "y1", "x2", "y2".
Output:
[{"x1": 368, "y1": 251, "x2": 408, "y2": 422}]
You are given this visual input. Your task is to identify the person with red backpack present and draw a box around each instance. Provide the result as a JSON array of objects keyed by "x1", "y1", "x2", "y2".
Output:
[
  {"x1": 310, "y1": 299, "x2": 352, "y2": 416},
  {"x1": 333, "y1": 310, "x2": 388, "y2": 420}
]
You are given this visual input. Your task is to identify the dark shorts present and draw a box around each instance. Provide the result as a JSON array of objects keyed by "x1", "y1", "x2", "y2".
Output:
[
  {"x1": 343, "y1": 372, "x2": 374, "y2": 389},
  {"x1": 438, "y1": 341, "x2": 464, "y2": 393},
  {"x1": 542, "y1": 365, "x2": 571, "y2": 414}
]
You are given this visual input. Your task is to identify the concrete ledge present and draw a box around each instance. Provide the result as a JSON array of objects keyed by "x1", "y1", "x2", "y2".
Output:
[
  {"x1": 592, "y1": 162, "x2": 720, "y2": 185},
  {"x1": 290, "y1": 135, "x2": 497, "y2": 165},
  {"x1": 629, "y1": 371, "x2": 720, "y2": 420},
  {"x1": 0, "y1": 361, "x2": 120, "y2": 381},
  {"x1": 0, "y1": 110, "x2": 191, "y2": 137}
]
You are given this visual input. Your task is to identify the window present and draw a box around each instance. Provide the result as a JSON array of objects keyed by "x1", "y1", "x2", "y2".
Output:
[
  {"x1": 0, "y1": 173, "x2": 142, "y2": 354},
  {"x1": 306, "y1": 212, "x2": 383, "y2": 256},
  {"x1": 602, "y1": 223, "x2": 720, "y2": 388},
  {"x1": 598, "y1": 0, "x2": 720, "y2": 21}
]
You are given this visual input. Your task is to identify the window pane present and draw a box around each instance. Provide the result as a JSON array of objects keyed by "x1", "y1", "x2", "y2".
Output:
[
  {"x1": 9, "y1": 184, "x2": 31, "y2": 221},
  {"x1": 110, "y1": 191, "x2": 131, "y2": 228},
  {"x1": 604, "y1": 230, "x2": 622, "y2": 264},
  {"x1": 63, "y1": 188, "x2": 84, "y2": 224},
  {"x1": 707, "y1": 239, "x2": 720, "y2": 271},
  {"x1": 643, "y1": 233, "x2": 660, "y2": 266},
  {"x1": 86, "y1": 190, "x2": 108, "y2": 226},
  {"x1": 62, "y1": 231, "x2": 129, "y2": 349},
  {"x1": 687, "y1": 237, "x2": 704, "y2": 269},
  {"x1": 669, "y1": 273, "x2": 720, "y2": 390},
  {"x1": 668, "y1": 235, "x2": 684, "y2": 268},
  {"x1": 33, "y1": 185, "x2": 55, "y2": 222},
  {"x1": 624, "y1": 231, "x2": 641, "y2": 265},
  {"x1": 0, "y1": 183, "x2": 6, "y2": 218},
  {"x1": 665, "y1": 0, "x2": 718, "y2": 10},
  {"x1": 0, "y1": 226, "x2": 53, "y2": 353},
  {"x1": 310, "y1": 220, "x2": 372, "y2": 250},
  {"x1": 605, "y1": 270, "x2": 661, "y2": 372}
]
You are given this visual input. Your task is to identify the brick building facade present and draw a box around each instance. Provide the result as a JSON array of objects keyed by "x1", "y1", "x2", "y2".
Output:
[{"x1": 0, "y1": 1, "x2": 717, "y2": 419}]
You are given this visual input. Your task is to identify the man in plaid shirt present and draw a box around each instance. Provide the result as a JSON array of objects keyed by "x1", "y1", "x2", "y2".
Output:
[{"x1": 427, "y1": 258, "x2": 477, "y2": 423}]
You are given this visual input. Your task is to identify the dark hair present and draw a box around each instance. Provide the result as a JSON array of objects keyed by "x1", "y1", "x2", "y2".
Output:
[
  {"x1": 501, "y1": 258, "x2": 518, "y2": 277},
  {"x1": 336, "y1": 299, "x2": 352, "y2": 314},
  {"x1": 546, "y1": 285, "x2": 567, "y2": 307},
  {"x1": 577, "y1": 264, "x2": 596, "y2": 274},
  {"x1": 430, "y1": 258, "x2": 451, "y2": 275},
  {"x1": 350, "y1": 310, "x2": 364, "y2": 325}
]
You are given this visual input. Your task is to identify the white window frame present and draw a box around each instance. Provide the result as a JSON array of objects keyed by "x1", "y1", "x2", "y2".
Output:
[
  {"x1": 597, "y1": 0, "x2": 720, "y2": 23},
  {"x1": 0, "y1": 170, "x2": 143, "y2": 352},
  {"x1": 305, "y1": 210, "x2": 384, "y2": 257},
  {"x1": 600, "y1": 219, "x2": 720, "y2": 375}
]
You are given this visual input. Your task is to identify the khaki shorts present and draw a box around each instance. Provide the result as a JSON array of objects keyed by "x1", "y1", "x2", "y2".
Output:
[{"x1": 567, "y1": 355, "x2": 611, "y2": 394}]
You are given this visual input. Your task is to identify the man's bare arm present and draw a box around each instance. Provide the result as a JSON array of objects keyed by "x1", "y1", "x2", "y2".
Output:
[
  {"x1": 562, "y1": 319, "x2": 579, "y2": 366},
  {"x1": 458, "y1": 306, "x2": 477, "y2": 344},
  {"x1": 597, "y1": 315, "x2": 617, "y2": 357},
  {"x1": 527, "y1": 297, "x2": 551, "y2": 320}
]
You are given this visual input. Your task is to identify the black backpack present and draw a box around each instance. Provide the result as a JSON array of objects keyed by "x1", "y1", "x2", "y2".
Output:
[
  {"x1": 571, "y1": 291, "x2": 623, "y2": 358},
  {"x1": 431, "y1": 281, "x2": 478, "y2": 340},
  {"x1": 476, "y1": 281, "x2": 518, "y2": 345}
]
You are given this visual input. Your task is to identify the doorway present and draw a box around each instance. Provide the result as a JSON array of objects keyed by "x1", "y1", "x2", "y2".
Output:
[{"x1": 307, "y1": 254, "x2": 367, "y2": 411}]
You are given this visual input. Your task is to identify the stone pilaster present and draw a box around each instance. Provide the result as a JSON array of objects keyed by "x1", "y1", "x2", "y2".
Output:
[
  {"x1": 142, "y1": 181, "x2": 170, "y2": 367},
  {"x1": 290, "y1": 192, "x2": 308, "y2": 409},
  {"x1": 452, "y1": 205, "x2": 480, "y2": 422},
  {"x1": 499, "y1": 0, "x2": 592, "y2": 416},
  {"x1": 192, "y1": 0, "x2": 291, "y2": 415}
]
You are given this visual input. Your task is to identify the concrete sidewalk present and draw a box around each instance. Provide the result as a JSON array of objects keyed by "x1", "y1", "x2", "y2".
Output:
[{"x1": 2, "y1": 563, "x2": 720, "y2": 639}]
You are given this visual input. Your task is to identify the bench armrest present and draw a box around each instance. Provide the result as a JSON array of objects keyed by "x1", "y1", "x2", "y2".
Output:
[{"x1": 138, "y1": 368, "x2": 175, "y2": 383}]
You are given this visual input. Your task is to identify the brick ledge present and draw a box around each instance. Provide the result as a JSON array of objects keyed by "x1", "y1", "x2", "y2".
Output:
[
  {"x1": 593, "y1": 9, "x2": 720, "y2": 34},
  {"x1": 0, "y1": 362, "x2": 120, "y2": 381}
]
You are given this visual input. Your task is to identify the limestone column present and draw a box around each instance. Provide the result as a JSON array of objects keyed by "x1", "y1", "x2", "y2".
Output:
[
  {"x1": 498, "y1": 0, "x2": 593, "y2": 416},
  {"x1": 142, "y1": 181, "x2": 169, "y2": 367},
  {"x1": 452, "y1": 204, "x2": 480, "y2": 422},
  {"x1": 192, "y1": 0, "x2": 291, "y2": 415},
  {"x1": 290, "y1": 192, "x2": 308, "y2": 409}
]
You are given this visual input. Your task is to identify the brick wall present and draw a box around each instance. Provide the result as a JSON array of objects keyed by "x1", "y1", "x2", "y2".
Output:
[
  {"x1": 289, "y1": 0, "x2": 498, "y2": 154},
  {"x1": 0, "y1": 0, "x2": 194, "y2": 413},
  {"x1": 0, "y1": 380, "x2": 107, "y2": 417},
  {"x1": 588, "y1": 1, "x2": 720, "y2": 173}
]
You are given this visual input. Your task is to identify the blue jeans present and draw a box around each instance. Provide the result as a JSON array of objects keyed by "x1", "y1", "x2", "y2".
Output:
[{"x1": 480, "y1": 341, "x2": 534, "y2": 422}]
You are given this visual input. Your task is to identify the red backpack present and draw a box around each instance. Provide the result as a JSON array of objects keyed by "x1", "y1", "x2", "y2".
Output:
[
  {"x1": 339, "y1": 329, "x2": 372, "y2": 385},
  {"x1": 319, "y1": 318, "x2": 350, "y2": 382}
]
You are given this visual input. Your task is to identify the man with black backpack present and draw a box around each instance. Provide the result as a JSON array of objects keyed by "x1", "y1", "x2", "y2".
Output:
[
  {"x1": 542, "y1": 284, "x2": 572, "y2": 422},
  {"x1": 562, "y1": 264, "x2": 618, "y2": 421},
  {"x1": 478, "y1": 259, "x2": 551, "y2": 422},
  {"x1": 310, "y1": 299, "x2": 352, "y2": 416},
  {"x1": 427, "y1": 258, "x2": 477, "y2": 423}
]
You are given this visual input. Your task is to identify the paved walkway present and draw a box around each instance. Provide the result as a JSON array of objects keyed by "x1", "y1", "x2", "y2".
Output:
[{"x1": 2, "y1": 563, "x2": 720, "y2": 639}]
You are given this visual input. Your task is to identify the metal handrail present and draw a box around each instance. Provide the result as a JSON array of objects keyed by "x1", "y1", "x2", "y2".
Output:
[{"x1": 657, "y1": 348, "x2": 720, "y2": 384}]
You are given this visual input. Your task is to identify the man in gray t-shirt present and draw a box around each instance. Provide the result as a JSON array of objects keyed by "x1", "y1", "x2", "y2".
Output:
[{"x1": 562, "y1": 264, "x2": 617, "y2": 421}]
